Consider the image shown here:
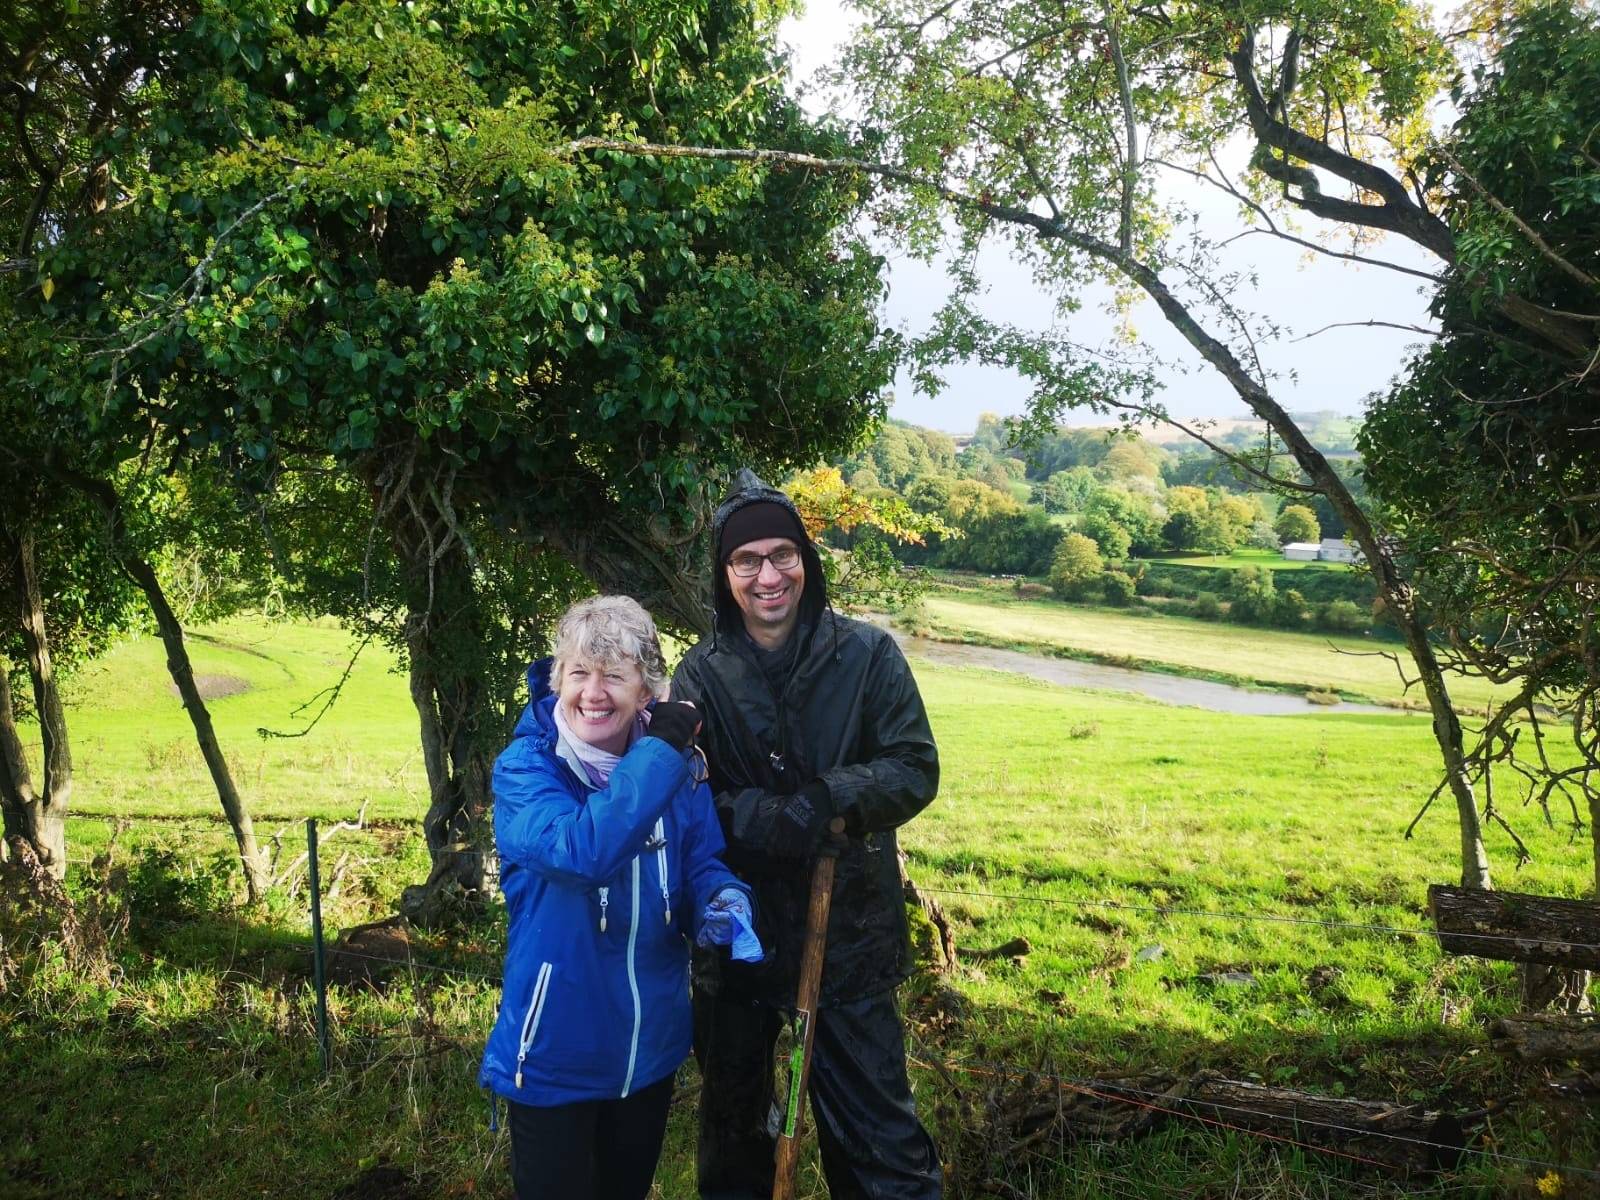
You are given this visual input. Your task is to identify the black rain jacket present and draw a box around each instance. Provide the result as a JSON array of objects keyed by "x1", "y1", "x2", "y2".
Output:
[{"x1": 672, "y1": 470, "x2": 939, "y2": 1007}]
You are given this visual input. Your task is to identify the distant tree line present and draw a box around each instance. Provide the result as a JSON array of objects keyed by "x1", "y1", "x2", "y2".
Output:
[{"x1": 827, "y1": 413, "x2": 1382, "y2": 636}]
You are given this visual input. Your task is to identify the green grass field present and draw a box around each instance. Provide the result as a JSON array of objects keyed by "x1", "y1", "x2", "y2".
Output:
[
  {"x1": 1138, "y1": 548, "x2": 1346, "y2": 572},
  {"x1": 4, "y1": 617, "x2": 1595, "y2": 1199},
  {"x1": 917, "y1": 589, "x2": 1506, "y2": 709}
]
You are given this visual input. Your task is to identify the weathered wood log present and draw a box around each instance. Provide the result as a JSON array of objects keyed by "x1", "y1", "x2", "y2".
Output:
[
  {"x1": 1428, "y1": 885, "x2": 1600, "y2": 970},
  {"x1": 1489, "y1": 1013, "x2": 1600, "y2": 1066},
  {"x1": 990, "y1": 1069, "x2": 1469, "y2": 1174}
]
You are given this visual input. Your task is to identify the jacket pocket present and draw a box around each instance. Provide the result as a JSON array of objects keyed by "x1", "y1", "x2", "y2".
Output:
[{"x1": 514, "y1": 961, "x2": 554, "y2": 1089}]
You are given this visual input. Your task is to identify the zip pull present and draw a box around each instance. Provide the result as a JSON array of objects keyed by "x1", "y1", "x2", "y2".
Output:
[
  {"x1": 655, "y1": 818, "x2": 671, "y2": 924},
  {"x1": 598, "y1": 886, "x2": 609, "y2": 933}
]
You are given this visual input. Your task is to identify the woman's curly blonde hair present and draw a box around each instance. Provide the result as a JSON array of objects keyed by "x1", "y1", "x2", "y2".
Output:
[{"x1": 550, "y1": 595, "x2": 669, "y2": 698}]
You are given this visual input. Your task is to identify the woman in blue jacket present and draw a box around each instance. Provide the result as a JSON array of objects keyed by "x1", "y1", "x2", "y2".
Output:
[{"x1": 480, "y1": 595, "x2": 759, "y2": 1200}]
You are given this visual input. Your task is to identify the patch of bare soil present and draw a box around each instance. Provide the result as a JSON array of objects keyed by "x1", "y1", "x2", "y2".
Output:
[
  {"x1": 169, "y1": 673, "x2": 251, "y2": 701},
  {"x1": 330, "y1": 1164, "x2": 437, "y2": 1200}
]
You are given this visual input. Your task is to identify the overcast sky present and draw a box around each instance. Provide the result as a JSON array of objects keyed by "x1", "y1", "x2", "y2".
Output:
[{"x1": 778, "y1": 3, "x2": 1443, "y2": 434}]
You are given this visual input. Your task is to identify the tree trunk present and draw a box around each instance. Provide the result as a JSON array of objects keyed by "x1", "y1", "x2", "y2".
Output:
[
  {"x1": 899, "y1": 847, "x2": 957, "y2": 971},
  {"x1": 1111, "y1": 257, "x2": 1493, "y2": 891},
  {"x1": 366, "y1": 450, "x2": 499, "y2": 926},
  {"x1": 124, "y1": 555, "x2": 270, "y2": 902},
  {"x1": 1005, "y1": 1069, "x2": 1469, "y2": 1174},
  {"x1": 56, "y1": 467, "x2": 270, "y2": 902},
  {"x1": 0, "y1": 661, "x2": 39, "y2": 845},
  {"x1": 398, "y1": 595, "x2": 497, "y2": 927},
  {"x1": 4, "y1": 525, "x2": 70, "y2": 876}
]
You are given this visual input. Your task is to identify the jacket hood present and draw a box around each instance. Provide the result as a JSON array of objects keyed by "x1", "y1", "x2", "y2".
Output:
[
  {"x1": 515, "y1": 658, "x2": 558, "y2": 741},
  {"x1": 709, "y1": 469, "x2": 828, "y2": 638}
]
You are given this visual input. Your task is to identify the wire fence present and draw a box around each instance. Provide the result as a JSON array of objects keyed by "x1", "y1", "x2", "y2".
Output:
[{"x1": 34, "y1": 813, "x2": 1600, "y2": 1189}]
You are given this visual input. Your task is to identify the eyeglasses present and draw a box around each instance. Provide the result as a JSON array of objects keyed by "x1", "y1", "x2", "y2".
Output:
[{"x1": 726, "y1": 545, "x2": 801, "y2": 577}]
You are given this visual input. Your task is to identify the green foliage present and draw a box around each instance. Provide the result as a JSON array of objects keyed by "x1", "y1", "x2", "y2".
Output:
[
  {"x1": 1038, "y1": 466, "x2": 1097, "y2": 514},
  {"x1": 1226, "y1": 566, "x2": 1279, "y2": 626},
  {"x1": 125, "y1": 846, "x2": 238, "y2": 921},
  {"x1": 1275, "y1": 504, "x2": 1322, "y2": 546},
  {"x1": 28, "y1": 0, "x2": 897, "y2": 607},
  {"x1": 1100, "y1": 568, "x2": 1137, "y2": 606},
  {"x1": 1077, "y1": 509, "x2": 1131, "y2": 562},
  {"x1": 901, "y1": 479, "x2": 1062, "y2": 575},
  {"x1": 841, "y1": 419, "x2": 959, "y2": 492},
  {"x1": 1316, "y1": 598, "x2": 1367, "y2": 633},
  {"x1": 1048, "y1": 532, "x2": 1103, "y2": 599},
  {"x1": 1271, "y1": 587, "x2": 1310, "y2": 630},
  {"x1": 1364, "y1": 0, "x2": 1600, "y2": 698}
]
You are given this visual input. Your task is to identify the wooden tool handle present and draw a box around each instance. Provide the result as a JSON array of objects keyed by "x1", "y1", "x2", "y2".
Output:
[{"x1": 772, "y1": 816, "x2": 846, "y2": 1200}]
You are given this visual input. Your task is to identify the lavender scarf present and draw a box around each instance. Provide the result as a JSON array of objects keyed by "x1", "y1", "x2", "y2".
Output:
[{"x1": 552, "y1": 701, "x2": 651, "y2": 787}]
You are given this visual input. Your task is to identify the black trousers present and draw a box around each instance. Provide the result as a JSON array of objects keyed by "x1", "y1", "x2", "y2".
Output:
[
  {"x1": 694, "y1": 989, "x2": 942, "y2": 1200},
  {"x1": 505, "y1": 1073, "x2": 675, "y2": 1200}
]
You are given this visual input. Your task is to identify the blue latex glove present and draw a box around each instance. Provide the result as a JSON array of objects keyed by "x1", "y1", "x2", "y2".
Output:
[{"x1": 697, "y1": 886, "x2": 763, "y2": 963}]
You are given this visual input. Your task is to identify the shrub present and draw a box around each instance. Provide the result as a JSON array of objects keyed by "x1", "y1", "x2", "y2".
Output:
[
  {"x1": 1316, "y1": 599, "x2": 1367, "y2": 632},
  {"x1": 1192, "y1": 591, "x2": 1223, "y2": 621},
  {"x1": 1049, "y1": 533, "x2": 1104, "y2": 599},
  {"x1": 126, "y1": 847, "x2": 236, "y2": 921},
  {"x1": 1272, "y1": 587, "x2": 1310, "y2": 629},
  {"x1": 1227, "y1": 565, "x2": 1278, "y2": 624},
  {"x1": 1101, "y1": 569, "x2": 1137, "y2": 606},
  {"x1": 1014, "y1": 581, "x2": 1051, "y2": 600}
]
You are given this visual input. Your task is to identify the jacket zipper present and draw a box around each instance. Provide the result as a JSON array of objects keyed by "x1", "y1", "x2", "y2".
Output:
[
  {"x1": 598, "y1": 886, "x2": 609, "y2": 932},
  {"x1": 654, "y1": 818, "x2": 671, "y2": 924},
  {"x1": 621, "y1": 854, "x2": 642, "y2": 1097},
  {"x1": 513, "y1": 961, "x2": 553, "y2": 1089}
]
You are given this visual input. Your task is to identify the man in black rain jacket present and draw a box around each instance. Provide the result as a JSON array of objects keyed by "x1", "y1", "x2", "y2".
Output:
[{"x1": 673, "y1": 469, "x2": 942, "y2": 1199}]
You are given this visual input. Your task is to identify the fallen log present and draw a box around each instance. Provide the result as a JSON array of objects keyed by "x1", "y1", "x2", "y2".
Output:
[
  {"x1": 987, "y1": 1069, "x2": 1470, "y2": 1175},
  {"x1": 1428, "y1": 885, "x2": 1600, "y2": 970},
  {"x1": 1489, "y1": 1013, "x2": 1600, "y2": 1066}
]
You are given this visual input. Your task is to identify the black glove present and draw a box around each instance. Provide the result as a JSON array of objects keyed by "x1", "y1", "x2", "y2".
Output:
[
  {"x1": 761, "y1": 779, "x2": 833, "y2": 860},
  {"x1": 646, "y1": 701, "x2": 701, "y2": 753}
]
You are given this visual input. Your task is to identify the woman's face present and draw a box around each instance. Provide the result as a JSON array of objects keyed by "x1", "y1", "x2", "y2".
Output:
[{"x1": 557, "y1": 655, "x2": 654, "y2": 755}]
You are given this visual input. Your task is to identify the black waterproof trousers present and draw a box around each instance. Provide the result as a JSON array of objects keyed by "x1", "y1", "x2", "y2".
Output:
[
  {"x1": 694, "y1": 990, "x2": 942, "y2": 1199},
  {"x1": 506, "y1": 1073, "x2": 675, "y2": 1200}
]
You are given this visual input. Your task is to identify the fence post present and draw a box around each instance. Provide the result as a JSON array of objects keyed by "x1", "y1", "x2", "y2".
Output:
[{"x1": 307, "y1": 817, "x2": 331, "y2": 1075}]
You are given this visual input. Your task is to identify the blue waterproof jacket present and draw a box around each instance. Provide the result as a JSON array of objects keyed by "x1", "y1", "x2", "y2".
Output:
[{"x1": 478, "y1": 660, "x2": 747, "y2": 1106}]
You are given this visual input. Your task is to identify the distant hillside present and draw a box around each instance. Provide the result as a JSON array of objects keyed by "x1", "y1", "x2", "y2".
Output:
[{"x1": 941, "y1": 412, "x2": 1361, "y2": 458}]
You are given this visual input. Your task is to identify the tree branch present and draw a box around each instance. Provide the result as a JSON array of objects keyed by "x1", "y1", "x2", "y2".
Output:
[
  {"x1": 1226, "y1": 29, "x2": 1456, "y2": 261},
  {"x1": 1437, "y1": 144, "x2": 1599, "y2": 290},
  {"x1": 1105, "y1": 7, "x2": 1138, "y2": 255}
]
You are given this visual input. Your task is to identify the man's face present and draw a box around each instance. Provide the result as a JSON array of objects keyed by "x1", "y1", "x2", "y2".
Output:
[{"x1": 725, "y1": 536, "x2": 805, "y2": 642}]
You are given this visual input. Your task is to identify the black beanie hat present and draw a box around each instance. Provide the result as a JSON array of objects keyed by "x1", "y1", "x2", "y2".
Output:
[{"x1": 719, "y1": 501, "x2": 807, "y2": 563}]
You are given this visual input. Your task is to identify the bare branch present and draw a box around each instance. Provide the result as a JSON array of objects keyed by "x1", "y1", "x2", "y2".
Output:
[
  {"x1": 1227, "y1": 29, "x2": 1456, "y2": 261},
  {"x1": 1149, "y1": 155, "x2": 1442, "y2": 283},
  {"x1": 1290, "y1": 319, "x2": 1440, "y2": 343}
]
